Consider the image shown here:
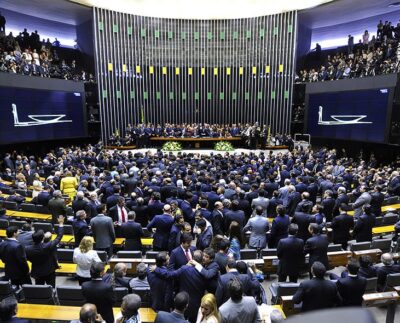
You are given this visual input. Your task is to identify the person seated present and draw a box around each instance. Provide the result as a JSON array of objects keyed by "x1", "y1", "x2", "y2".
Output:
[
  {"x1": 70, "y1": 303, "x2": 104, "y2": 323},
  {"x1": 0, "y1": 297, "x2": 29, "y2": 323},
  {"x1": 336, "y1": 259, "x2": 367, "y2": 306},
  {"x1": 102, "y1": 262, "x2": 131, "y2": 291},
  {"x1": 114, "y1": 294, "x2": 142, "y2": 323},
  {"x1": 154, "y1": 291, "x2": 190, "y2": 323},
  {"x1": 293, "y1": 261, "x2": 340, "y2": 312},
  {"x1": 376, "y1": 253, "x2": 400, "y2": 291},
  {"x1": 129, "y1": 262, "x2": 150, "y2": 290}
]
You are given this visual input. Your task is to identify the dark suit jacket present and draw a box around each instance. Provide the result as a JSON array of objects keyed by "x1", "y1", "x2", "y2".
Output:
[
  {"x1": 331, "y1": 213, "x2": 354, "y2": 244},
  {"x1": 337, "y1": 275, "x2": 366, "y2": 306},
  {"x1": 36, "y1": 191, "x2": 52, "y2": 206},
  {"x1": 292, "y1": 212, "x2": 315, "y2": 241},
  {"x1": 147, "y1": 214, "x2": 174, "y2": 250},
  {"x1": 293, "y1": 277, "x2": 340, "y2": 311},
  {"x1": 277, "y1": 236, "x2": 305, "y2": 276},
  {"x1": 287, "y1": 191, "x2": 301, "y2": 217},
  {"x1": 215, "y1": 271, "x2": 256, "y2": 306},
  {"x1": 304, "y1": 234, "x2": 329, "y2": 269},
  {"x1": 267, "y1": 197, "x2": 283, "y2": 218},
  {"x1": 147, "y1": 201, "x2": 165, "y2": 220},
  {"x1": 82, "y1": 279, "x2": 115, "y2": 323},
  {"x1": 322, "y1": 197, "x2": 336, "y2": 221},
  {"x1": 73, "y1": 219, "x2": 91, "y2": 246},
  {"x1": 121, "y1": 220, "x2": 143, "y2": 250},
  {"x1": 196, "y1": 226, "x2": 213, "y2": 250},
  {"x1": 147, "y1": 266, "x2": 173, "y2": 312},
  {"x1": 169, "y1": 245, "x2": 196, "y2": 269},
  {"x1": 198, "y1": 261, "x2": 220, "y2": 294},
  {"x1": 269, "y1": 215, "x2": 290, "y2": 248},
  {"x1": 370, "y1": 192, "x2": 385, "y2": 216},
  {"x1": 333, "y1": 194, "x2": 349, "y2": 216},
  {"x1": 131, "y1": 205, "x2": 149, "y2": 227},
  {"x1": 106, "y1": 194, "x2": 120, "y2": 210},
  {"x1": 48, "y1": 197, "x2": 67, "y2": 223},
  {"x1": 72, "y1": 199, "x2": 91, "y2": 217},
  {"x1": 26, "y1": 226, "x2": 64, "y2": 278},
  {"x1": 211, "y1": 209, "x2": 224, "y2": 235},
  {"x1": 353, "y1": 213, "x2": 376, "y2": 242},
  {"x1": 225, "y1": 210, "x2": 245, "y2": 229},
  {"x1": 155, "y1": 311, "x2": 189, "y2": 323},
  {"x1": 0, "y1": 239, "x2": 30, "y2": 280},
  {"x1": 376, "y1": 264, "x2": 400, "y2": 290}
]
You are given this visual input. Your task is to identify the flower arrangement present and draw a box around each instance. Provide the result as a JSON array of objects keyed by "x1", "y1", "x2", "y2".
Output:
[
  {"x1": 214, "y1": 141, "x2": 234, "y2": 151},
  {"x1": 162, "y1": 141, "x2": 182, "y2": 151}
]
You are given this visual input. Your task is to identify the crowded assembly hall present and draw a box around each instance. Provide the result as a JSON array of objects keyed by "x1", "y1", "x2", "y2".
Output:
[{"x1": 1, "y1": 1, "x2": 400, "y2": 323}]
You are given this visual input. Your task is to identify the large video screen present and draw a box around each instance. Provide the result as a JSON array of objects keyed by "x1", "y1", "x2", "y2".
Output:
[
  {"x1": 0, "y1": 86, "x2": 86, "y2": 144},
  {"x1": 306, "y1": 89, "x2": 390, "y2": 143}
]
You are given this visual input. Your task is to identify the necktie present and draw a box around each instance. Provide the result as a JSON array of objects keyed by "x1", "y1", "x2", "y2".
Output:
[
  {"x1": 121, "y1": 207, "x2": 126, "y2": 222},
  {"x1": 185, "y1": 250, "x2": 191, "y2": 261}
]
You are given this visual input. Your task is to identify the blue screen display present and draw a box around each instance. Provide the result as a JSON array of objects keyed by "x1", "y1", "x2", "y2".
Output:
[
  {"x1": 0, "y1": 87, "x2": 86, "y2": 144},
  {"x1": 307, "y1": 89, "x2": 390, "y2": 143}
]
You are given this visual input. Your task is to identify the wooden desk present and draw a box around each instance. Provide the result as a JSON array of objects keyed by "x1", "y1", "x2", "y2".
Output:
[
  {"x1": 353, "y1": 249, "x2": 382, "y2": 263},
  {"x1": 280, "y1": 295, "x2": 300, "y2": 317},
  {"x1": 6, "y1": 209, "x2": 51, "y2": 221},
  {"x1": 109, "y1": 258, "x2": 155, "y2": 275},
  {"x1": 0, "y1": 230, "x2": 74, "y2": 244},
  {"x1": 263, "y1": 256, "x2": 278, "y2": 274},
  {"x1": 17, "y1": 304, "x2": 156, "y2": 322},
  {"x1": 373, "y1": 225, "x2": 395, "y2": 235},
  {"x1": 363, "y1": 291, "x2": 400, "y2": 306},
  {"x1": 348, "y1": 204, "x2": 400, "y2": 216},
  {"x1": 240, "y1": 259, "x2": 264, "y2": 270},
  {"x1": 327, "y1": 251, "x2": 351, "y2": 268}
]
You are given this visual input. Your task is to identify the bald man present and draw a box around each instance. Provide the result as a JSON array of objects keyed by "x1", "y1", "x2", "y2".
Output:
[
  {"x1": 71, "y1": 303, "x2": 103, "y2": 323},
  {"x1": 147, "y1": 204, "x2": 174, "y2": 251},
  {"x1": 376, "y1": 253, "x2": 400, "y2": 291}
]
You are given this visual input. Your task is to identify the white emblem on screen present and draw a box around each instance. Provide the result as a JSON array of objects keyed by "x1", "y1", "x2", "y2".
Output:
[
  {"x1": 11, "y1": 103, "x2": 72, "y2": 127},
  {"x1": 317, "y1": 106, "x2": 372, "y2": 125}
]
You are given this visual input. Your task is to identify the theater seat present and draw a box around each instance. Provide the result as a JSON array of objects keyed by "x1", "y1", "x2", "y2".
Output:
[
  {"x1": 56, "y1": 286, "x2": 85, "y2": 306},
  {"x1": 2, "y1": 201, "x2": 18, "y2": 210},
  {"x1": 145, "y1": 251, "x2": 158, "y2": 259},
  {"x1": 117, "y1": 251, "x2": 142, "y2": 259},
  {"x1": 0, "y1": 281, "x2": 14, "y2": 301},
  {"x1": 132, "y1": 288, "x2": 151, "y2": 307},
  {"x1": 382, "y1": 213, "x2": 398, "y2": 225},
  {"x1": 96, "y1": 250, "x2": 107, "y2": 262},
  {"x1": 327, "y1": 244, "x2": 343, "y2": 252},
  {"x1": 0, "y1": 219, "x2": 9, "y2": 229},
  {"x1": 269, "y1": 282, "x2": 299, "y2": 304},
  {"x1": 9, "y1": 220, "x2": 27, "y2": 229},
  {"x1": 22, "y1": 285, "x2": 55, "y2": 304},
  {"x1": 262, "y1": 248, "x2": 277, "y2": 257},
  {"x1": 54, "y1": 224, "x2": 74, "y2": 235},
  {"x1": 365, "y1": 277, "x2": 378, "y2": 293},
  {"x1": 371, "y1": 238, "x2": 392, "y2": 253},
  {"x1": 113, "y1": 287, "x2": 128, "y2": 307},
  {"x1": 35, "y1": 204, "x2": 50, "y2": 214},
  {"x1": 20, "y1": 203, "x2": 36, "y2": 213},
  {"x1": 33, "y1": 222, "x2": 53, "y2": 233},
  {"x1": 240, "y1": 249, "x2": 258, "y2": 260},
  {"x1": 57, "y1": 249, "x2": 74, "y2": 263},
  {"x1": 383, "y1": 273, "x2": 400, "y2": 292},
  {"x1": 350, "y1": 242, "x2": 371, "y2": 252}
]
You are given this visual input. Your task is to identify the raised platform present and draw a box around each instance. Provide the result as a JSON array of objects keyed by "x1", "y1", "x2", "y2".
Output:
[
  {"x1": 104, "y1": 145, "x2": 137, "y2": 150},
  {"x1": 150, "y1": 136, "x2": 242, "y2": 141}
]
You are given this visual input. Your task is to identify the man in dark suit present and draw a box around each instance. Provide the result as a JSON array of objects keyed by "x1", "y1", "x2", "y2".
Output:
[
  {"x1": 72, "y1": 191, "x2": 92, "y2": 218},
  {"x1": 195, "y1": 219, "x2": 212, "y2": 250},
  {"x1": 154, "y1": 291, "x2": 190, "y2": 323},
  {"x1": 105, "y1": 185, "x2": 122, "y2": 210},
  {"x1": 370, "y1": 186, "x2": 384, "y2": 217},
  {"x1": 147, "y1": 252, "x2": 174, "y2": 312},
  {"x1": 295, "y1": 192, "x2": 314, "y2": 212},
  {"x1": 47, "y1": 190, "x2": 68, "y2": 224},
  {"x1": 0, "y1": 226, "x2": 31, "y2": 286},
  {"x1": 286, "y1": 186, "x2": 301, "y2": 217},
  {"x1": 131, "y1": 197, "x2": 149, "y2": 227},
  {"x1": 122, "y1": 172, "x2": 138, "y2": 196},
  {"x1": 215, "y1": 259, "x2": 257, "y2": 306},
  {"x1": 121, "y1": 211, "x2": 144, "y2": 251},
  {"x1": 277, "y1": 224, "x2": 305, "y2": 282},
  {"x1": 191, "y1": 247, "x2": 220, "y2": 294},
  {"x1": 322, "y1": 190, "x2": 336, "y2": 222},
  {"x1": 26, "y1": 215, "x2": 65, "y2": 287},
  {"x1": 331, "y1": 203, "x2": 354, "y2": 250},
  {"x1": 225, "y1": 200, "x2": 245, "y2": 230},
  {"x1": 293, "y1": 262, "x2": 340, "y2": 312},
  {"x1": 153, "y1": 250, "x2": 206, "y2": 323},
  {"x1": 0, "y1": 297, "x2": 29, "y2": 323},
  {"x1": 73, "y1": 210, "x2": 91, "y2": 247},
  {"x1": 160, "y1": 178, "x2": 177, "y2": 202},
  {"x1": 35, "y1": 186, "x2": 52, "y2": 207},
  {"x1": 353, "y1": 204, "x2": 376, "y2": 242},
  {"x1": 336, "y1": 259, "x2": 366, "y2": 306},
  {"x1": 147, "y1": 192, "x2": 165, "y2": 220},
  {"x1": 376, "y1": 253, "x2": 400, "y2": 291},
  {"x1": 304, "y1": 224, "x2": 329, "y2": 275},
  {"x1": 267, "y1": 191, "x2": 283, "y2": 218},
  {"x1": 292, "y1": 204, "x2": 315, "y2": 242},
  {"x1": 147, "y1": 204, "x2": 174, "y2": 251},
  {"x1": 169, "y1": 232, "x2": 196, "y2": 269},
  {"x1": 211, "y1": 201, "x2": 224, "y2": 235},
  {"x1": 82, "y1": 262, "x2": 115, "y2": 323},
  {"x1": 333, "y1": 187, "x2": 349, "y2": 217}
]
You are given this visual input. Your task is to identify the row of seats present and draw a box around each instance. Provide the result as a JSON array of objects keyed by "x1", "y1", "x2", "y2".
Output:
[
  {"x1": 1, "y1": 201, "x2": 50, "y2": 214},
  {"x1": 269, "y1": 274, "x2": 400, "y2": 305},
  {"x1": 349, "y1": 239, "x2": 392, "y2": 253},
  {"x1": 0, "y1": 281, "x2": 150, "y2": 307},
  {"x1": 0, "y1": 187, "x2": 32, "y2": 198}
]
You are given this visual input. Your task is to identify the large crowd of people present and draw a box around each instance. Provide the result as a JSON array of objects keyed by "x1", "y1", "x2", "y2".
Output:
[
  {"x1": 0, "y1": 22, "x2": 94, "y2": 81},
  {"x1": 0, "y1": 144, "x2": 399, "y2": 322},
  {"x1": 297, "y1": 20, "x2": 400, "y2": 83}
]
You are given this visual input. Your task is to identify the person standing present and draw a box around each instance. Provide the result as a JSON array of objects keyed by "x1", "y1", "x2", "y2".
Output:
[
  {"x1": 147, "y1": 204, "x2": 174, "y2": 251},
  {"x1": 120, "y1": 211, "x2": 144, "y2": 251},
  {"x1": 0, "y1": 12, "x2": 6, "y2": 34},
  {"x1": 219, "y1": 279, "x2": 261, "y2": 323},
  {"x1": 0, "y1": 226, "x2": 31, "y2": 286},
  {"x1": 82, "y1": 262, "x2": 115, "y2": 323},
  {"x1": 154, "y1": 292, "x2": 190, "y2": 323},
  {"x1": 304, "y1": 224, "x2": 329, "y2": 276},
  {"x1": 352, "y1": 204, "x2": 375, "y2": 242},
  {"x1": 26, "y1": 215, "x2": 65, "y2": 287},
  {"x1": 60, "y1": 171, "x2": 78, "y2": 201},
  {"x1": 73, "y1": 236, "x2": 102, "y2": 285},
  {"x1": 195, "y1": 293, "x2": 220, "y2": 323},
  {"x1": 331, "y1": 203, "x2": 354, "y2": 250},
  {"x1": 48, "y1": 190, "x2": 68, "y2": 224},
  {"x1": 243, "y1": 206, "x2": 269, "y2": 250},
  {"x1": 277, "y1": 224, "x2": 305, "y2": 283},
  {"x1": 90, "y1": 204, "x2": 115, "y2": 258}
]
